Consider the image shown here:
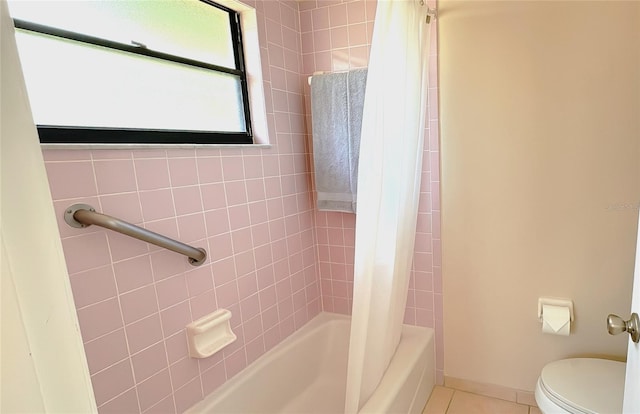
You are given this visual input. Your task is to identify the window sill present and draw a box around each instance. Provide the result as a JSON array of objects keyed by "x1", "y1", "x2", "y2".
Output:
[{"x1": 40, "y1": 143, "x2": 273, "y2": 150}]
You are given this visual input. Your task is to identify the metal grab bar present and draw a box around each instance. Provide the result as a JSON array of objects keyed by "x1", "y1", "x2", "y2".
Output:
[{"x1": 64, "y1": 204, "x2": 207, "y2": 266}]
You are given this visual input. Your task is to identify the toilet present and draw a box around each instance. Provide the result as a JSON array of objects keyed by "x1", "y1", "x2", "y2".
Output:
[{"x1": 535, "y1": 358, "x2": 625, "y2": 413}]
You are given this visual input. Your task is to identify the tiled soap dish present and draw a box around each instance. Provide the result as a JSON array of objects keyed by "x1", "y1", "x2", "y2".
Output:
[{"x1": 186, "y1": 309, "x2": 237, "y2": 358}]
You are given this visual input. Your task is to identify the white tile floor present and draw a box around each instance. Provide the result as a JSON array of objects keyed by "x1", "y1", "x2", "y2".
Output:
[{"x1": 423, "y1": 386, "x2": 542, "y2": 414}]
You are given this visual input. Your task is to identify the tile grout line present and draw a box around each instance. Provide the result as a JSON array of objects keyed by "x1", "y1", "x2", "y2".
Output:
[{"x1": 444, "y1": 389, "x2": 455, "y2": 414}]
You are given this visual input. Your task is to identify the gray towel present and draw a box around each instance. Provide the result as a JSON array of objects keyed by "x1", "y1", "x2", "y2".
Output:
[{"x1": 311, "y1": 69, "x2": 367, "y2": 213}]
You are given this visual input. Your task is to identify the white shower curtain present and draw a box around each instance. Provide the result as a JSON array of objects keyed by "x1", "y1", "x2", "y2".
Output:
[{"x1": 345, "y1": 0, "x2": 432, "y2": 412}]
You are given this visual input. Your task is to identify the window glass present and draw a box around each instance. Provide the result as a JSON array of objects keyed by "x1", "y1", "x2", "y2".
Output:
[
  {"x1": 8, "y1": 0, "x2": 256, "y2": 144},
  {"x1": 8, "y1": 0, "x2": 236, "y2": 68},
  {"x1": 16, "y1": 31, "x2": 246, "y2": 132}
]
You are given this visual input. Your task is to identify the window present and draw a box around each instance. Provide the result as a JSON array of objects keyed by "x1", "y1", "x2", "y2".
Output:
[{"x1": 9, "y1": 0, "x2": 267, "y2": 145}]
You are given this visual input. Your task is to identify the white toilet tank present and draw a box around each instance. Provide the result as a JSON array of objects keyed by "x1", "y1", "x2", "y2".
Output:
[{"x1": 535, "y1": 358, "x2": 625, "y2": 414}]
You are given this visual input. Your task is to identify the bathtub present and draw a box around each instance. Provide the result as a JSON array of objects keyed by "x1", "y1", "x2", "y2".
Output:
[{"x1": 185, "y1": 312, "x2": 435, "y2": 414}]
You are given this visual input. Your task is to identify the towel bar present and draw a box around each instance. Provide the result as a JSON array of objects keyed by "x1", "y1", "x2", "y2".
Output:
[{"x1": 64, "y1": 203, "x2": 207, "y2": 266}]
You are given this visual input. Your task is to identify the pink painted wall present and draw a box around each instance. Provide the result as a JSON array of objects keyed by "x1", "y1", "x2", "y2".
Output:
[{"x1": 41, "y1": 0, "x2": 442, "y2": 412}]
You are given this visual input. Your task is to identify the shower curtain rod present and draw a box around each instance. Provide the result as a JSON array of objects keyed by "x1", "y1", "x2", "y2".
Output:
[
  {"x1": 425, "y1": 8, "x2": 437, "y2": 23},
  {"x1": 64, "y1": 203, "x2": 207, "y2": 266},
  {"x1": 418, "y1": 1, "x2": 438, "y2": 23}
]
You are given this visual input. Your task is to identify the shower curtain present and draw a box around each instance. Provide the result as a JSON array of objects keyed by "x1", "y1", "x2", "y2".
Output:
[{"x1": 345, "y1": 0, "x2": 433, "y2": 412}]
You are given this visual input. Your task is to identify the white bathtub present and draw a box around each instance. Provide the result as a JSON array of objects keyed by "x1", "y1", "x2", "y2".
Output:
[{"x1": 185, "y1": 312, "x2": 435, "y2": 414}]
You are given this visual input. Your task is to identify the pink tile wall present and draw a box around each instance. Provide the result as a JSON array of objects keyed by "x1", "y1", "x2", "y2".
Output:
[
  {"x1": 42, "y1": 0, "x2": 443, "y2": 410},
  {"x1": 43, "y1": 1, "x2": 322, "y2": 412},
  {"x1": 299, "y1": 0, "x2": 444, "y2": 384}
]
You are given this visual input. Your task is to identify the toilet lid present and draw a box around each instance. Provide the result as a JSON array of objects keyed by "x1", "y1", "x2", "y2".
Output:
[{"x1": 539, "y1": 358, "x2": 625, "y2": 414}]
